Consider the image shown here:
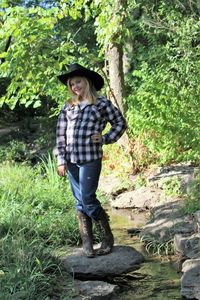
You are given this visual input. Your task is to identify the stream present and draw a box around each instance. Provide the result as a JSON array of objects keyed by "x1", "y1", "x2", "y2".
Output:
[{"x1": 108, "y1": 207, "x2": 182, "y2": 300}]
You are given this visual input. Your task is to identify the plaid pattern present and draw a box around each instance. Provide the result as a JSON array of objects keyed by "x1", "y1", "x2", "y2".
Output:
[{"x1": 54, "y1": 96, "x2": 127, "y2": 165}]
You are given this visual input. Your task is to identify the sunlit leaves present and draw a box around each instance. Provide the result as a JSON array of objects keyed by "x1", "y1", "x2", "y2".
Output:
[
  {"x1": 0, "y1": 3, "x2": 80, "y2": 109},
  {"x1": 126, "y1": 3, "x2": 200, "y2": 164}
]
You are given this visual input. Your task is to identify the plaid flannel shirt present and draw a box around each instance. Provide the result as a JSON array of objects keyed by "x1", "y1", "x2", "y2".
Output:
[{"x1": 54, "y1": 96, "x2": 127, "y2": 165}]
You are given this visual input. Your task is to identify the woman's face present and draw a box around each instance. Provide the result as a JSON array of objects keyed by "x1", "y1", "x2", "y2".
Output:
[{"x1": 69, "y1": 76, "x2": 87, "y2": 98}]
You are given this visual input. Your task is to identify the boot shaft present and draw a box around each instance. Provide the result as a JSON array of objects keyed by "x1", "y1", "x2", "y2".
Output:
[
  {"x1": 95, "y1": 209, "x2": 114, "y2": 255},
  {"x1": 77, "y1": 211, "x2": 93, "y2": 237},
  {"x1": 77, "y1": 211, "x2": 94, "y2": 258}
]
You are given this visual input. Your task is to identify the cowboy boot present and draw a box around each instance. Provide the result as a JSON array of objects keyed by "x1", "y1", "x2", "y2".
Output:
[
  {"x1": 77, "y1": 211, "x2": 95, "y2": 258},
  {"x1": 95, "y1": 209, "x2": 114, "y2": 255}
]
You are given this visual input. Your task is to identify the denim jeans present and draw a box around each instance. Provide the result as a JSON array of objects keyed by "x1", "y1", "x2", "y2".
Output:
[{"x1": 67, "y1": 158, "x2": 103, "y2": 220}]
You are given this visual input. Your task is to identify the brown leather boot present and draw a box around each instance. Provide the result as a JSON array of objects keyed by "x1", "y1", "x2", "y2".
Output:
[
  {"x1": 77, "y1": 211, "x2": 95, "y2": 258},
  {"x1": 95, "y1": 209, "x2": 114, "y2": 255}
]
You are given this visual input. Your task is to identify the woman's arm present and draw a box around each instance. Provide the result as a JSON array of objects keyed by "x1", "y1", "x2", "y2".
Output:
[
  {"x1": 102, "y1": 100, "x2": 127, "y2": 144},
  {"x1": 54, "y1": 105, "x2": 68, "y2": 167}
]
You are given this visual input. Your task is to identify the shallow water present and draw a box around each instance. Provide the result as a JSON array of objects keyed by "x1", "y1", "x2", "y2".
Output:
[{"x1": 109, "y1": 208, "x2": 182, "y2": 300}]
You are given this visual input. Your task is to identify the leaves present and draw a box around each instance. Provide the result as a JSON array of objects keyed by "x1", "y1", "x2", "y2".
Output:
[
  {"x1": 0, "y1": 2, "x2": 92, "y2": 109},
  {"x1": 126, "y1": 2, "x2": 200, "y2": 164}
]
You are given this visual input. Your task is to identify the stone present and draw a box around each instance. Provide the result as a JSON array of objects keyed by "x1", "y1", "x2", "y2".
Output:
[
  {"x1": 139, "y1": 201, "x2": 196, "y2": 242},
  {"x1": 110, "y1": 186, "x2": 175, "y2": 209},
  {"x1": 148, "y1": 163, "x2": 199, "y2": 193},
  {"x1": 194, "y1": 211, "x2": 200, "y2": 224},
  {"x1": 181, "y1": 258, "x2": 200, "y2": 300},
  {"x1": 98, "y1": 175, "x2": 123, "y2": 196},
  {"x1": 174, "y1": 233, "x2": 200, "y2": 259},
  {"x1": 148, "y1": 164, "x2": 199, "y2": 182},
  {"x1": 60, "y1": 245, "x2": 144, "y2": 280},
  {"x1": 72, "y1": 280, "x2": 119, "y2": 300}
]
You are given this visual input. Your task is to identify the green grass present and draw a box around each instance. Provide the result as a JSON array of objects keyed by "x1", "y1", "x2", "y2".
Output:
[{"x1": 0, "y1": 157, "x2": 79, "y2": 299}]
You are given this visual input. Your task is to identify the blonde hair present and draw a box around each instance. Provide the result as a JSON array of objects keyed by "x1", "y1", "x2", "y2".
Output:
[{"x1": 67, "y1": 76, "x2": 98, "y2": 105}]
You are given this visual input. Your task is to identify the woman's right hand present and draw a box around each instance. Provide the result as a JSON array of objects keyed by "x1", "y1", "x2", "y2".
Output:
[{"x1": 57, "y1": 165, "x2": 67, "y2": 177}]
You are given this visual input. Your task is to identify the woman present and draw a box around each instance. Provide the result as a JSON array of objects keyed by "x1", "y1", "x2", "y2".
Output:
[{"x1": 54, "y1": 63, "x2": 127, "y2": 258}]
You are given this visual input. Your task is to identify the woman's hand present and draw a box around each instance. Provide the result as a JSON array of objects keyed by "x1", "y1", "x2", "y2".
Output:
[
  {"x1": 91, "y1": 132, "x2": 102, "y2": 144},
  {"x1": 57, "y1": 165, "x2": 67, "y2": 176}
]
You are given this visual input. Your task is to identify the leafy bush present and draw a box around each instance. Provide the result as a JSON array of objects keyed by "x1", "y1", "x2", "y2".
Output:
[
  {"x1": 102, "y1": 143, "x2": 132, "y2": 177},
  {"x1": 126, "y1": 7, "x2": 200, "y2": 167},
  {"x1": 0, "y1": 140, "x2": 31, "y2": 163}
]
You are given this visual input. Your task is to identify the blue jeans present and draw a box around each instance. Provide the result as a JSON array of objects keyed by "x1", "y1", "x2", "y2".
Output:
[{"x1": 67, "y1": 159, "x2": 103, "y2": 220}]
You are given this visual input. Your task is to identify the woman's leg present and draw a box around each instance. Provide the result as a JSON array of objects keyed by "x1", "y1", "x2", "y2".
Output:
[
  {"x1": 67, "y1": 162, "x2": 94, "y2": 257},
  {"x1": 79, "y1": 159, "x2": 114, "y2": 255},
  {"x1": 67, "y1": 161, "x2": 83, "y2": 211},
  {"x1": 79, "y1": 158, "x2": 102, "y2": 220},
  {"x1": 68, "y1": 159, "x2": 114, "y2": 256}
]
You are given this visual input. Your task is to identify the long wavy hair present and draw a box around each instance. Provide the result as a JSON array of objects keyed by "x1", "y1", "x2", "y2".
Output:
[{"x1": 67, "y1": 76, "x2": 99, "y2": 105}]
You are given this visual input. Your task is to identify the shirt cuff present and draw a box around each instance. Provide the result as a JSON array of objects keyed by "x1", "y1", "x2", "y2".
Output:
[{"x1": 57, "y1": 156, "x2": 66, "y2": 166}]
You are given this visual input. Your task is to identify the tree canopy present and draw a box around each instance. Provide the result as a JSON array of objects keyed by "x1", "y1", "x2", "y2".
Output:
[{"x1": 0, "y1": 0, "x2": 199, "y2": 165}]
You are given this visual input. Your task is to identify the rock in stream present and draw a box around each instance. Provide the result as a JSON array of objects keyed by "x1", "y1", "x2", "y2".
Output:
[{"x1": 60, "y1": 245, "x2": 144, "y2": 299}]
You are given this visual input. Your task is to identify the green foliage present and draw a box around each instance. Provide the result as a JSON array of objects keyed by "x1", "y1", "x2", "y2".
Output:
[
  {"x1": 134, "y1": 174, "x2": 147, "y2": 189},
  {"x1": 0, "y1": 160, "x2": 80, "y2": 298},
  {"x1": 126, "y1": 2, "x2": 200, "y2": 165},
  {"x1": 102, "y1": 142, "x2": 132, "y2": 177},
  {"x1": 161, "y1": 177, "x2": 181, "y2": 197},
  {"x1": 184, "y1": 171, "x2": 200, "y2": 213},
  {"x1": 1, "y1": 0, "x2": 199, "y2": 167},
  {"x1": 0, "y1": 139, "x2": 31, "y2": 162},
  {"x1": 0, "y1": 232, "x2": 74, "y2": 299},
  {"x1": 0, "y1": 1, "x2": 98, "y2": 110},
  {"x1": 0, "y1": 161, "x2": 78, "y2": 245}
]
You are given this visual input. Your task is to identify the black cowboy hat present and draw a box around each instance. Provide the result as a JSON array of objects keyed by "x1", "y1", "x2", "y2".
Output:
[{"x1": 57, "y1": 63, "x2": 104, "y2": 91}]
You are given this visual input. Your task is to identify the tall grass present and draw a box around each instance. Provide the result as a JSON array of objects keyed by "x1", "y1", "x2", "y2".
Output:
[{"x1": 0, "y1": 156, "x2": 79, "y2": 299}]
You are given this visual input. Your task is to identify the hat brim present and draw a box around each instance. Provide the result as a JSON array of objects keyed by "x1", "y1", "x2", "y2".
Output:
[{"x1": 57, "y1": 69, "x2": 104, "y2": 91}]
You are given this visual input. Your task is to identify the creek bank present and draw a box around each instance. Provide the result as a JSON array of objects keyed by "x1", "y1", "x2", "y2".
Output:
[{"x1": 99, "y1": 163, "x2": 200, "y2": 300}]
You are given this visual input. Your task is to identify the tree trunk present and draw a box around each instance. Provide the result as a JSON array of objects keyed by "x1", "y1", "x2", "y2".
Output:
[
  {"x1": 107, "y1": 42, "x2": 129, "y2": 148},
  {"x1": 105, "y1": 0, "x2": 130, "y2": 152},
  {"x1": 107, "y1": 42, "x2": 126, "y2": 114}
]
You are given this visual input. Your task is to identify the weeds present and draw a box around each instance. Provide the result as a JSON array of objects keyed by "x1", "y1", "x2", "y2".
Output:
[
  {"x1": 140, "y1": 234, "x2": 174, "y2": 256},
  {"x1": 0, "y1": 230, "x2": 74, "y2": 299},
  {"x1": 161, "y1": 176, "x2": 182, "y2": 197},
  {"x1": 0, "y1": 159, "x2": 79, "y2": 299}
]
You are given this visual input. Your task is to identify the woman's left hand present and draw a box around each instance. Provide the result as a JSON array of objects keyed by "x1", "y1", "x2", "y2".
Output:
[{"x1": 91, "y1": 132, "x2": 102, "y2": 143}]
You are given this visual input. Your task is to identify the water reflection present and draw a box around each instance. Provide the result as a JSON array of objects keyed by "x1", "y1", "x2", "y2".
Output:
[{"x1": 108, "y1": 208, "x2": 182, "y2": 300}]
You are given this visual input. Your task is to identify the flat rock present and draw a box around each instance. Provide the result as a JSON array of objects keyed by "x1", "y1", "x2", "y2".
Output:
[
  {"x1": 139, "y1": 201, "x2": 196, "y2": 242},
  {"x1": 148, "y1": 163, "x2": 198, "y2": 180},
  {"x1": 110, "y1": 187, "x2": 175, "y2": 209},
  {"x1": 98, "y1": 175, "x2": 123, "y2": 195},
  {"x1": 72, "y1": 280, "x2": 119, "y2": 300},
  {"x1": 181, "y1": 258, "x2": 200, "y2": 300},
  {"x1": 174, "y1": 233, "x2": 200, "y2": 259},
  {"x1": 60, "y1": 245, "x2": 144, "y2": 280},
  {"x1": 194, "y1": 210, "x2": 200, "y2": 223}
]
